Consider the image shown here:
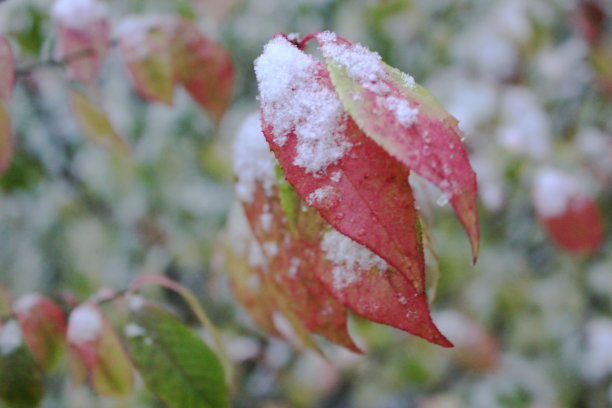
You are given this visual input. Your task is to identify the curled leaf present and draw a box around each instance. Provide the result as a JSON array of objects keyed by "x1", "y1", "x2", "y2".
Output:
[{"x1": 233, "y1": 113, "x2": 450, "y2": 348}]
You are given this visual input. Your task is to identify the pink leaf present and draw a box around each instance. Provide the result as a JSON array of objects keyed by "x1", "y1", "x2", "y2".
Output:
[
  {"x1": 52, "y1": 0, "x2": 110, "y2": 83},
  {"x1": 13, "y1": 294, "x2": 67, "y2": 374},
  {"x1": 0, "y1": 37, "x2": 15, "y2": 100},
  {"x1": 312, "y1": 31, "x2": 479, "y2": 262},
  {"x1": 533, "y1": 167, "x2": 604, "y2": 254}
]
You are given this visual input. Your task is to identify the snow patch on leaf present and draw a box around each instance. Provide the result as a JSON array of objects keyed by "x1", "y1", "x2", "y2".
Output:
[
  {"x1": 67, "y1": 304, "x2": 103, "y2": 345},
  {"x1": 13, "y1": 293, "x2": 42, "y2": 315},
  {"x1": 124, "y1": 323, "x2": 146, "y2": 338},
  {"x1": 0, "y1": 319, "x2": 22, "y2": 356},
  {"x1": 321, "y1": 229, "x2": 388, "y2": 290},
  {"x1": 233, "y1": 113, "x2": 277, "y2": 203},
  {"x1": 255, "y1": 35, "x2": 351, "y2": 174}
]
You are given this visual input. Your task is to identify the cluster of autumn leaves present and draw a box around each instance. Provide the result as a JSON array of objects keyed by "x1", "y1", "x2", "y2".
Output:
[
  {"x1": 0, "y1": 13, "x2": 233, "y2": 165},
  {"x1": 0, "y1": 1, "x2": 607, "y2": 405}
]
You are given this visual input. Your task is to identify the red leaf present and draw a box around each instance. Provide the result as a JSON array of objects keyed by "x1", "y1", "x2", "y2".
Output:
[
  {"x1": 233, "y1": 112, "x2": 451, "y2": 348},
  {"x1": 533, "y1": 167, "x2": 604, "y2": 254},
  {"x1": 171, "y1": 20, "x2": 233, "y2": 123},
  {"x1": 312, "y1": 32, "x2": 479, "y2": 262},
  {"x1": 0, "y1": 37, "x2": 15, "y2": 100},
  {"x1": 13, "y1": 294, "x2": 67, "y2": 373},
  {"x1": 0, "y1": 103, "x2": 12, "y2": 173}
]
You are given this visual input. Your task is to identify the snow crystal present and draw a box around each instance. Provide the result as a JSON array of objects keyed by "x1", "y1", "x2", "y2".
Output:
[
  {"x1": 330, "y1": 171, "x2": 342, "y2": 183},
  {"x1": 321, "y1": 229, "x2": 387, "y2": 290},
  {"x1": 52, "y1": 0, "x2": 108, "y2": 29},
  {"x1": 124, "y1": 323, "x2": 146, "y2": 338},
  {"x1": 377, "y1": 96, "x2": 419, "y2": 127},
  {"x1": 0, "y1": 320, "x2": 22, "y2": 356},
  {"x1": 254, "y1": 35, "x2": 352, "y2": 174},
  {"x1": 233, "y1": 113, "x2": 277, "y2": 203},
  {"x1": 13, "y1": 293, "x2": 42, "y2": 315},
  {"x1": 532, "y1": 167, "x2": 580, "y2": 218},
  {"x1": 401, "y1": 72, "x2": 416, "y2": 90},
  {"x1": 67, "y1": 304, "x2": 103, "y2": 345},
  {"x1": 306, "y1": 186, "x2": 335, "y2": 206}
]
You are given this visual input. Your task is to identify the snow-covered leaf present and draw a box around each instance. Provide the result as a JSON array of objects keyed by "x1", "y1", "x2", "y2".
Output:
[
  {"x1": 70, "y1": 88, "x2": 128, "y2": 153},
  {"x1": 233, "y1": 112, "x2": 451, "y2": 348},
  {"x1": 126, "y1": 304, "x2": 229, "y2": 408},
  {"x1": 13, "y1": 294, "x2": 67, "y2": 373},
  {"x1": 314, "y1": 31, "x2": 479, "y2": 262}
]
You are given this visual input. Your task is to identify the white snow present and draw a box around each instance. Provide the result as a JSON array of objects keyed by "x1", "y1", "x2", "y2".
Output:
[
  {"x1": 115, "y1": 16, "x2": 164, "y2": 60},
  {"x1": 321, "y1": 229, "x2": 387, "y2": 290},
  {"x1": 289, "y1": 257, "x2": 300, "y2": 277},
  {"x1": 233, "y1": 113, "x2": 277, "y2": 203},
  {"x1": 532, "y1": 167, "x2": 580, "y2": 218},
  {"x1": 0, "y1": 320, "x2": 22, "y2": 356},
  {"x1": 128, "y1": 294, "x2": 145, "y2": 311},
  {"x1": 254, "y1": 35, "x2": 352, "y2": 174},
  {"x1": 377, "y1": 96, "x2": 419, "y2": 127},
  {"x1": 13, "y1": 293, "x2": 42, "y2": 315},
  {"x1": 260, "y1": 213, "x2": 273, "y2": 233},
  {"x1": 248, "y1": 240, "x2": 266, "y2": 268},
  {"x1": 124, "y1": 322, "x2": 146, "y2": 338},
  {"x1": 67, "y1": 304, "x2": 103, "y2": 345},
  {"x1": 581, "y1": 318, "x2": 612, "y2": 383},
  {"x1": 306, "y1": 186, "x2": 335, "y2": 206},
  {"x1": 262, "y1": 242, "x2": 279, "y2": 257},
  {"x1": 52, "y1": 0, "x2": 108, "y2": 29}
]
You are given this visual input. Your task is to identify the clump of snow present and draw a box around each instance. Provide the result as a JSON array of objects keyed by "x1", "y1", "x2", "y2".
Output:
[
  {"x1": 0, "y1": 320, "x2": 23, "y2": 356},
  {"x1": 306, "y1": 186, "x2": 335, "y2": 206},
  {"x1": 124, "y1": 322, "x2": 146, "y2": 338},
  {"x1": 128, "y1": 294, "x2": 145, "y2": 312},
  {"x1": 289, "y1": 257, "x2": 300, "y2": 277},
  {"x1": 52, "y1": 0, "x2": 108, "y2": 29},
  {"x1": 233, "y1": 113, "x2": 277, "y2": 203},
  {"x1": 377, "y1": 96, "x2": 419, "y2": 127},
  {"x1": 67, "y1": 304, "x2": 103, "y2": 345},
  {"x1": 248, "y1": 240, "x2": 266, "y2": 268},
  {"x1": 532, "y1": 167, "x2": 580, "y2": 218},
  {"x1": 13, "y1": 293, "x2": 42, "y2": 315},
  {"x1": 580, "y1": 318, "x2": 612, "y2": 383},
  {"x1": 321, "y1": 229, "x2": 387, "y2": 290},
  {"x1": 254, "y1": 35, "x2": 352, "y2": 174},
  {"x1": 262, "y1": 242, "x2": 279, "y2": 257}
]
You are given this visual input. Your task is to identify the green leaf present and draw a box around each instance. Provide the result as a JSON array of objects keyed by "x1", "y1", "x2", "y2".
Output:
[
  {"x1": 0, "y1": 320, "x2": 44, "y2": 408},
  {"x1": 126, "y1": 305, "x2": 229, "y2": 408}
]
